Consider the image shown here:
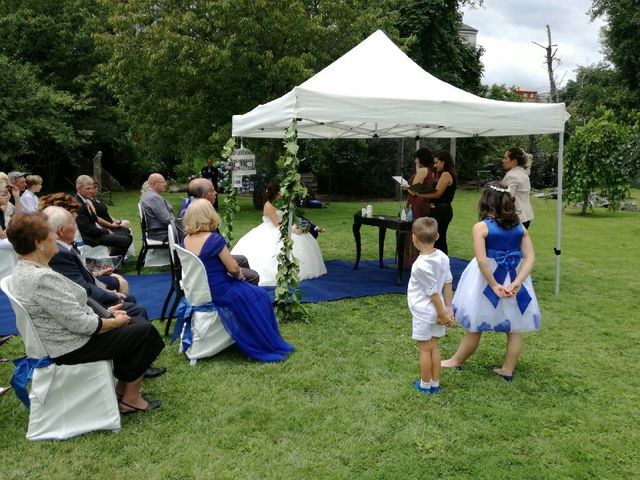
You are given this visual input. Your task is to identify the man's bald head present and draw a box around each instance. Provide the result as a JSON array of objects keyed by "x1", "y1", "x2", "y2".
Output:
[
  {"x1": 188, "y1": 178, "x2": 216, "y2": 205},
  {"x1": 148, "y1": 173, "x2": 167, "y2": 193}
]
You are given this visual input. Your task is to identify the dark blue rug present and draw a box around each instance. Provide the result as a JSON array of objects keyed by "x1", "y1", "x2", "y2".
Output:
[{"x1": 0, "y1": 258, "x2": 469, "y2": 336}]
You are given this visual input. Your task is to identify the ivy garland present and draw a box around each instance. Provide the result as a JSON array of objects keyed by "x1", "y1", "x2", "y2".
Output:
[
  {"x1": 217, "y1": 137, "x2": 240, "y2": 245},
  {"x1": 274, "y1": 121, "x2": 308, "y2": 322}
]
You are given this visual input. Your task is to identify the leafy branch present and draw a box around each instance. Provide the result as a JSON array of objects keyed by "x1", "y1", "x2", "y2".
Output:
[
  {"x1": 274, "y1": 121, "x2": 308, "y2": 322},
  {"x1": 217, "y1": 137, "x2": 239, "y2": 244}
]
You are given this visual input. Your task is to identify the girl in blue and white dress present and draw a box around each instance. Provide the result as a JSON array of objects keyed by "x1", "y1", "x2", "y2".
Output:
[
  {"x1": 441, "y1": 181, "x2": 540, "y2": 381},
  {"x1": 231, "y1": 182, "x2": 326, "y2": 287}
]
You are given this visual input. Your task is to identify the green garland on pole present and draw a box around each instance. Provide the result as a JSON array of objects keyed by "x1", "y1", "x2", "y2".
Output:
[
  {"x1": 274, "y1": 121, "x2": 308, "y2": 322},
  {"x1": 217, "y1": 137, "x2": 239, "y2": 245}
]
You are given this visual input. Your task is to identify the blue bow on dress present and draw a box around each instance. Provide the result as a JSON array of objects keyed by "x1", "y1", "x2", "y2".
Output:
[
  {"x1": 483, "y1": 249, "x2": 532, "y2": 314},
  {"x1": 10, "y1": 356, "x2": 54, "y2": 409},
  {"x1": 171, "y1": 298, "x2": 218, "y2": 353}
]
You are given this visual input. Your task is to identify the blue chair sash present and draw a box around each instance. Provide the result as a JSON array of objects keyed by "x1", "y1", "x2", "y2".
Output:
[
  {"x1": 171, "y1": 297, "x2": 218, "y2": 353},
  {"x1": 10, "y1": 356, "x2": 54, "y2": 409},
  {"x1": 482, "y1": 248, "x2": 532, "y2": 314}
]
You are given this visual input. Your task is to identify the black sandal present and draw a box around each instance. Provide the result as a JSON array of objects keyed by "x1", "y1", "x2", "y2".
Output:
[{"x1": 119, "y1": 399, "x2": 162, "y2": 415}]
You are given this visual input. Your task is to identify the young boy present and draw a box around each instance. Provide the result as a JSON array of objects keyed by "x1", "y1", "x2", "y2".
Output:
[{"x1": 407, "y1": 217, "x2": 453, "y2": 394}]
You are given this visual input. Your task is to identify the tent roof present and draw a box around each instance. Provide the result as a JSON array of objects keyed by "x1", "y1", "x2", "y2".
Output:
[{"x1": 232, "y1": 30, "x2": 568, "y2": 139}]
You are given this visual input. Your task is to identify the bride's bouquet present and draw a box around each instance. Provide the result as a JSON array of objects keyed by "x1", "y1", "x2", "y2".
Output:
[{"x1": 295, "y1": 218, "x2": 311, "y2": 234}]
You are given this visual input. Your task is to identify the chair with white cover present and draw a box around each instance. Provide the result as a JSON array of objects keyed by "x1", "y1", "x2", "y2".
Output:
[
  {"x1": 74, "y1": 228, "x2": 109, "y2": 262},
  {"x1": 174, "y1": 245, "x2": 234, "y2": 366},
  {"x1": 0, "y1": 244, "x2": 17, "y2": 281},
  {"x1": 136, "y1": 203, "x2": 170, "y2": 274},
  {"x1": 0, "y1": 276, "x2": 120, "y2": 441}
]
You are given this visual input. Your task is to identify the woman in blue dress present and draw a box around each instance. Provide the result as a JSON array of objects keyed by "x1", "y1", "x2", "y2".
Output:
[
  {"x1": 182, "y1": 199, "x2": 294, "y2": 362},
  {"x1": 441, "y1": 182, "x2": 540, "y2": 381}
]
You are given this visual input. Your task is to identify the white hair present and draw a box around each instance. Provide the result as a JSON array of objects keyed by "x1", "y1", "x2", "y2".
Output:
[
  {"x1": 76, "y1": 174, "x2": 94, "y2": 188},
  {"x1": 43, "y1": 205, "x2": 72, "y2": 230}
]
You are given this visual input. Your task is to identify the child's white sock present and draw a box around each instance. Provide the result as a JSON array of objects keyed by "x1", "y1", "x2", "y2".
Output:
[
  {"x1": 420, "y1": 379, "x2": 430, "y2": 389},
  {"x1": 431, "y1": 380, "x2": 440, "y2": 388}
]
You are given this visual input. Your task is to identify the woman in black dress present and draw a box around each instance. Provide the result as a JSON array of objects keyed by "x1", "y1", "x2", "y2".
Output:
[{"x1": 408, "y1": 150, "x2": 457, "y2": 254}]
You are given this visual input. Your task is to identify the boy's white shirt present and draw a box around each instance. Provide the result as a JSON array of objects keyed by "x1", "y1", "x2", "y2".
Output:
[{"x1": 407, "y1": 249, "x2": 452, "y2": 323}]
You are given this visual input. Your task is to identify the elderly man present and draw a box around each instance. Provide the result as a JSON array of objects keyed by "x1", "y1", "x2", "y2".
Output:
[
  {"x1": 6, "y1": 171, "x2": 26, "y2": 214},
  {"x1": 140, "y1": 173, "x2": 174, "y2": 242},
  {"x1": 176, "y1": 178, "x2": 260, "y2": 285},
  {"x1": 44, "y1": 206, "x2": 165, "y2": 379},
  {"x1": 75, "y1": 175, "x2": 132, "y2": 258}
]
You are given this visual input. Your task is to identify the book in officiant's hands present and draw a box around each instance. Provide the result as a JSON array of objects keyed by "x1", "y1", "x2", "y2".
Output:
[{"x1": 393, "y1": 176, "x2": 436, "y2": 194}]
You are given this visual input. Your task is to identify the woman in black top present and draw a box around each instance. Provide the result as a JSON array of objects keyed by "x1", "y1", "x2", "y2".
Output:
[{"x1": 408, "y1": 150, "x2": 457, "y2": 254}]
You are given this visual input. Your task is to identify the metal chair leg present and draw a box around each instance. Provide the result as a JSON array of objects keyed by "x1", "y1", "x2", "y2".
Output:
[
  {"x1": 160, "y1": 284, "x2": 175, "y2": 322},
  {"x1": 164, "y1": 291, "x2": 184, "y2": 337},
  {"x1": 136, "y1": 246, "x2": 147, "y2": 275}
]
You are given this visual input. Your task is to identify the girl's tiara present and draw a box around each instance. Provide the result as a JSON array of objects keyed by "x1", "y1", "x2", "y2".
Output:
[{"x1": 488, "y1": 185, "x2": 509, "y2": 193}]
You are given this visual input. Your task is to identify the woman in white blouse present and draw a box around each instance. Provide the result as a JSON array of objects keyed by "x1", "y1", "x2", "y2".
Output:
[{"x1": 502, "y1": 148, "x2": 533, "y2": 229}]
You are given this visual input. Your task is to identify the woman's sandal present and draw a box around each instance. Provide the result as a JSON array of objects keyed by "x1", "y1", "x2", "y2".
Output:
[
  {"x1": 119, "y1": 399, "x2": 162, "y2": 415},
  {"x1": 491, "y1": 367, "x2": 513, "y2": 382},
  {"x1": 441, "y1": 362, "x2": 463, "y2": 371}
]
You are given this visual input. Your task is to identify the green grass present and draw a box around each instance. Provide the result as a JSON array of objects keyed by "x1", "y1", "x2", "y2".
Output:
[{"x1": 1, "y1": 189, "x2": 639, "y2": 479}]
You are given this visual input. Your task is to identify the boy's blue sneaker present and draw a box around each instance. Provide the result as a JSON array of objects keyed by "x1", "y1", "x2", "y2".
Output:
[
  {"x1": 430, "y1": 385, "x2": 441, "y2": 394},
  {"x1": 414, "y1": 380, "x2": 432, "y2": 394}
]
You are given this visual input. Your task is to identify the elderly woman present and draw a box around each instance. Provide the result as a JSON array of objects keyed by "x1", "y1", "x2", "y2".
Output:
[
  {"x1": 6, "y1": 212, "x2": 164, "y2": 414},
  {"x1": 183, "y1": 199, "x2": 294, "y2": 362}
]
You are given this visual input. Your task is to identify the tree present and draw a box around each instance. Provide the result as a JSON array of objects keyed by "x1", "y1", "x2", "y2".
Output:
[
  {"x1": 0, "y1": 0, "x2": 135, "y2": 185},
  {"x1": 564, "y1": 109, "x2": 637, "y2": 214},
  {"x1": 396, "y1": 0, "x2": 484, "y2": 94},
  {"x1": 559, "y1": 63, "x2": 636, "y2": 126},
  {"x1": 591, "y1": 0, "x2": 640, "y2": 93},
  {"x1": 0, "y1": 54, "x2": 84, "y2": 176}
]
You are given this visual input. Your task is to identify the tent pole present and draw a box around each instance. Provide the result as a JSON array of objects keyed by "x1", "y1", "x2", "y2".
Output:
[
  {"x1": 450, "y1": 138, "x2": 457, "y2": 161},
  {"x1": 415, "y1": 137, "x2": 420, "y2": 150},
  {"x1": 555, "y1": 131, "x2": 564, "y2": 295}
]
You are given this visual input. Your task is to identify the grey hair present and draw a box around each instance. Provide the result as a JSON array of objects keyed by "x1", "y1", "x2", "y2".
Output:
[
  {"x1": 43, "y1": 205, "x2": 72, "y2": 230},
  {"x1": 76, "y1": 174, "x2": 94, "y2": 188}
]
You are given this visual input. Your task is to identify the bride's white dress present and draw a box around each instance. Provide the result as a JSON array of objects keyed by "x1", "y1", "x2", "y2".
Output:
[{"x1": 231, "y1": 211, "x2": 327, "y2": 286}]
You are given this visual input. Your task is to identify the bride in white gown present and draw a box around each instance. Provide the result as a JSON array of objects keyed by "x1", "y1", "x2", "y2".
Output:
[{"x1": 231, "y1": 182, "x2": 327, "y2": 287}]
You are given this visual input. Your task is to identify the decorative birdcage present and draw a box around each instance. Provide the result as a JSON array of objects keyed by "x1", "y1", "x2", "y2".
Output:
[{"x1": 230, "y1": 145, "x2": 256, "y2": 191}]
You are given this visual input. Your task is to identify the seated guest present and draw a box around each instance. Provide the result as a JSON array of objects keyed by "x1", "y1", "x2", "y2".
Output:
[
  {"x1": 44, "y1": 206, "x2": 147, "y2": 320},
  {"x1": 6, "y1": 212, "x2": 165, "y2": 413},
  {"x1": 175, "y1": 178, "x2": 259, "y2": 285},
  {"x1": 141, "y1": 173, "x2": 174, "y2": 242},
  {"x1": 182, "y1": 199, "x2": 294, "y2": 362},
  {"x1": 20, "y1": 175, "x2": 43, "y2": 213},
  {"x1": 74, "y1": 175, "x2": 132, "y2": 258},
  {"x1": 0, "y1": 180, "x2": 10, "y2": 248},
  {"x1": 91, "y1": 178, "x2": 131, "y2": 230},
  {"x1": 6, "y1": 171, "x2": 25, "y2": 217},
  {"x1": 39, "y1": 193, "x2": 128, "y2": 294}
]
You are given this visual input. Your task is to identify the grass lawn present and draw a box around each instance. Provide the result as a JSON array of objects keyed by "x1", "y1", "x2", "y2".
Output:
[{"x1": 1, "y1": 188, "x2": 638, "y2": 479}]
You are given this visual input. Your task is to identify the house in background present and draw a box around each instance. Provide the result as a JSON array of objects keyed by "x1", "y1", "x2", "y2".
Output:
[
  {"x1": 514, "y1": 87, "x2": 538, "y2": 102},
  {"x1": 459, "y1": 23, "x2": 478, "y2": 46}
]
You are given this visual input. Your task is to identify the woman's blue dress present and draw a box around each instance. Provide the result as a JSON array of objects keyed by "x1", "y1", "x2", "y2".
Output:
[{"x1": 198, "y1": 232, "x2": 294, "y2": 362}]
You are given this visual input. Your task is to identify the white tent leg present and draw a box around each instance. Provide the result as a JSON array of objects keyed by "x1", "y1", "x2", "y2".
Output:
[
  {"x1": 555, "y1": 131, "x2": 565, "y2": 295},
  {"x1": 450, "y1": 138, "x2": 457, "y2": 161}
]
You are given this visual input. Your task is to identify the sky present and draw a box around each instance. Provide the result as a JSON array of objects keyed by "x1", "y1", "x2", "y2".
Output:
[{"x1": 461, "y1": 0, "x2": 607, "y2": 92}]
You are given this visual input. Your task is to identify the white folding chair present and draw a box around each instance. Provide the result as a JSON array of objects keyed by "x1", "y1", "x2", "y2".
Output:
[
  {"x1": 174, "y1": 245, "x2": 234, "y2": 366},
  {"x1": 0, "y1": 243, "x2": 17, "y2": 281},
  {"x1": 136, "y1": 203, "x2": 170, "y2": 273},
  {"x1": 74, "y1": 228, "x2": 109, "y2": 262},
  {"x1": 0, "y1": 277, "x2": 120, "y2": 441}
]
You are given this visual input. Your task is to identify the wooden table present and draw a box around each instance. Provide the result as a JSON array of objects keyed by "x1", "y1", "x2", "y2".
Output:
[{"x1": 352, "y1": 213, "x2": 412, "y2": 285}]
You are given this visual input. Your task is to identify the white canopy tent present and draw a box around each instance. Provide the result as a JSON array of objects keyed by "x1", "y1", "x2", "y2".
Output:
[{"x1": 232, "y1": 30, "x2": 568, "y2": 292}]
